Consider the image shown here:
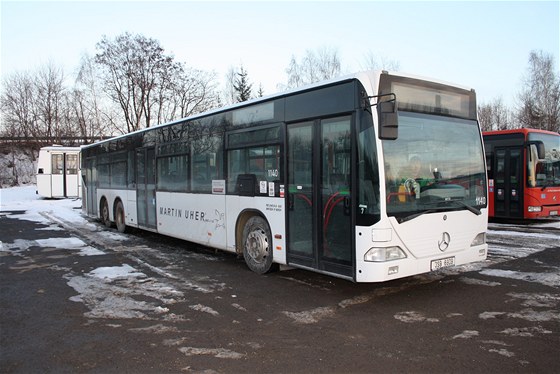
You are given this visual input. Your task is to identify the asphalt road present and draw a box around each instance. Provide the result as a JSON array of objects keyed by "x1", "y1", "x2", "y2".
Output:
[{"x1": 1, "y1": 210, "x2": 559, "y2": 373}]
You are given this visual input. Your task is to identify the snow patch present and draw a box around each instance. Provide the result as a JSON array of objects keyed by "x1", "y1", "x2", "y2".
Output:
[
  {"x1": 178, "y1": 347, "x2": 245, "y2": 359},
  {"x1": 453, "y1": 330, "x2": 479, "y2": 339},
  {"x1": 129, "y1": 324, "x2": 179, "y2": 334},
  {"x1": 507, "y1": 292, "x2": 560, "y2": 308},
  {"x1": 88, "y1": 264, "x2": 146, "y2": 280},
  {"x1": 394, "y1": 311, "x2": 439, "y2": 323},
  {"x1": 480, "y1": 269, "x2": 560, "y2": 288},
  {"x1": 66, "y1": 266, "x2": 185, "y2": 320},
  {"x1": 479, "y1": 309, "x2": 559, "y2": 322},
  {"x1": 189, "y1": 304, "x2": 219, "y2": 316},
  {"x1": 500, "y1": 326, "x2": 552, "y2": 337},
  {"x1": 283, "y1": 306, "x2": 336, "y2": 324},
  {"x1": 479, "y1": 311, "x2": 506, "y2": 320},
  {"x1": 460, "y1": 277, "x2": 501, "y2": 287},
  {"x1": 485, "y1": 348, "x2": 515, "y2": 358}
]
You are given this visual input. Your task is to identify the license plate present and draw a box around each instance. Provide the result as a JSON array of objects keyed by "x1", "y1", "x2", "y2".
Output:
[
  {"x1": 431, "y1": 256, "x2": 455, "y2": 271},
  {"x1": 550, "y1": 211, "x2": 558, "y2": 216}
]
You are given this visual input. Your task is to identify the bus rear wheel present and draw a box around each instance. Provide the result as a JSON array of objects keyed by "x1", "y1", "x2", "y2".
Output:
[
  {"x1": 101, "y1": 199, "x2": 112, "y2": 228},
  {"x1": 115, "y1": 201, "x2": 126, "y2": 233},
  {"x1": 242, "y1": 216, "x2": 278, "y2": 274}
]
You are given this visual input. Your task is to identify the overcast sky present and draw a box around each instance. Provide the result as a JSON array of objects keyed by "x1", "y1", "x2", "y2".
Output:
[{"x1": 1, "y1": 1, "x2": 558, "y2": 108}]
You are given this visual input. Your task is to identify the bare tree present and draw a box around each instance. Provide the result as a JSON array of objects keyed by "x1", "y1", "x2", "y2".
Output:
[
  {"x1": 360, "y1": 51, "x2": 400, "y2": 71},
  {"x1": 34, "y1": 62, "x2": 67, "y2": 144},
  {"x1": 1, "y1": 64, "x2": 72, "y2": 146},
  {"x1": 73, "y1": 54, "x2": 116, "y2": 139},
  {"x1": 0, "y1": 71, "x2": 37, "y2": 140},
  {"x1": 95, "y1": 32, "x2": 179, "y2": 132},
  {"x1": 478, "y1": 97, "x2": 513, "y2": 131},
  {"x1": 517, "y1": 50, "x2": 560, "y2": 132},
  {"x1": 159, "y1": 67, "x2": 221, "y2": 123},
  {"x1": 223, "y1": 66, "x2": 238, "y2": 105},
  {"x1": 282, "y1": 46, "x2": 342, "y2": 90}
]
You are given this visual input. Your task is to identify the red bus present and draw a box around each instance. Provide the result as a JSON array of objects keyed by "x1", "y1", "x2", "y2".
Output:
[{"x1": 483, "y1": 128, "x2": 560, "y2": 219}]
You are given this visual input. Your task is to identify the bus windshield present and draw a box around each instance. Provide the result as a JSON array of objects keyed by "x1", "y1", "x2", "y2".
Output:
[
  {"x1": 383, "y1": 112, "x2": 486, "y2": 222},
  {"x1": 527, "y1": 132, "x2": 560, "y2": 188}
]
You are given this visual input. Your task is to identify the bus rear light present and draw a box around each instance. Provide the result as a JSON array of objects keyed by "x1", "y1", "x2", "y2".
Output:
[
  {"x1": 528, "y1": 206, "x2": 542, "y2": 212},
  {"x1": 364, "y1": 246, "x2": 407, "y2": 262},
  {"x1": 470, "y1": 233, "x2": 486, "y2": 247}
]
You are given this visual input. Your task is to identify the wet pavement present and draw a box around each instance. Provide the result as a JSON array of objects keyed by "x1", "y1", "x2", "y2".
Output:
[{"x1": 1, "y1": 203, "x2": 559, "y2": 373}]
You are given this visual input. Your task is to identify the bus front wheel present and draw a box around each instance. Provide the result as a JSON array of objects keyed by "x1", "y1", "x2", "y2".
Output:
[
  {"x1": 115, "y1": 201, "x2": 126, "y2": 233},
  {"x1": 242, "y1": 216, "x2": 278, "y2": 274}
]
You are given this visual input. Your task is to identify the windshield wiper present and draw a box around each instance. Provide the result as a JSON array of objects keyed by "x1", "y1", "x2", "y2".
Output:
[
  {"x1": 398, "y1": 200, "x2": 481, "y2": 223},
  {"x1": 398, "y1": 209, "x2": 440, "y2": 223},
  {"x1": 446, "y1": 200, "x2": 481, "y2": 215}
]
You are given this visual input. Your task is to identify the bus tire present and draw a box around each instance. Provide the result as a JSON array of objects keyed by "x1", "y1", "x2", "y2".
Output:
[
  {"x1": 115, "y1": 201, "x2": 126, "y2": 233},
  {"x1": 101, "y1": 199, "x2": 112, "y2": 228},
  {"x1": 242, "y1": 216, "x2": 278, "y2": 274}
]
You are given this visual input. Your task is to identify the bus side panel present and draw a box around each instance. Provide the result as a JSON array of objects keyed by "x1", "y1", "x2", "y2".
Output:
[
  {"x1": 156, "y1": 192, "x2": 227, "y2": 250},
  {"x1": 36, "y1": 174, "x2": 53, "y2": 198},
  {"x1": 51, "y1": 168, "x2": 65, "y2": 197},
  {"x1": 225, "y1": 196, "x2": 287, "y2": 265},
  {"x1": 65, "y1": 174, "x2": 80, "y2": 198}
]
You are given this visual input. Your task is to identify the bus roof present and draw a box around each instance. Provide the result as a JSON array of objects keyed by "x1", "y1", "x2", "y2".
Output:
[
  {"x1": 483, "y1": 128, "x2": 560, "y2": 137},
  {"x1": 82, "y1": 69, "x2": 477, "y2": 150}
]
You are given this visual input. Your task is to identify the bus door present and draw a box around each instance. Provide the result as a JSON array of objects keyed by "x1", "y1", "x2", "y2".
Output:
[
  {"x1": 65, "y1": 153, "x2": 79, "y2": 197},
  {"x1": 286, "y1": 116, "x2": 353, "y2": 278},
  {"x1": 136, "y1": 147, "x2": 157, "y2": 229},
  {"x1": 494, "y1": 147, "x2": 523, "y2": 218},
  {"x1": 51, "y1": 153, "x2": 65, "y2": 197},
  {"x1": 85, "y1": 157, "x2": 97, "y2": 215}
]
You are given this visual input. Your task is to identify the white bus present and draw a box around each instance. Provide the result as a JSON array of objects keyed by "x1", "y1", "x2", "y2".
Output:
[
  {"x1": 37, "y1": 146, "x2": 82, "y2": 198},
  {"x1": 81, "y1": 70, "x2": 488, "y2": 282}
]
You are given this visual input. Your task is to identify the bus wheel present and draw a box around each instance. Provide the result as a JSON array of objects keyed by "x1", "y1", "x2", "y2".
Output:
[
  {"x1": 115, "y1": 201, "x2": 126, "y2": 233},
  {"x1": 242, "y1": 216, "x2": 278, "y2": 274},
  {"x1": 101, "y1": 199, "x2": 112, "y2": 228}
]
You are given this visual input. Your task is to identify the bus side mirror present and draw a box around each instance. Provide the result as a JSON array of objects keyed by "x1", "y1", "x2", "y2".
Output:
[
  {"x1": 377, "y1": 99, "x2": 399, "y2": 140},
  {"x1": 378, "y1": 100, "x2": 398, "y2": 140}
]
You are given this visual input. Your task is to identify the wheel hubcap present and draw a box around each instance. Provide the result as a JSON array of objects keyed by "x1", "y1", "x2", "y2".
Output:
[{"x1": 246, "y1": 229, "x2": 269, "y2": 263}]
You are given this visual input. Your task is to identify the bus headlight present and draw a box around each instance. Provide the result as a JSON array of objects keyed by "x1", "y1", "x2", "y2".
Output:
[
  {"x1": 364, "y1": 246, "x2": 407, "y2": 262},
  {"x1": 528, "y1": 206, "x2": 542, "y2": 212},
  {"x1": 470, "y1": 233, "x2": 486, "y2": 247}
]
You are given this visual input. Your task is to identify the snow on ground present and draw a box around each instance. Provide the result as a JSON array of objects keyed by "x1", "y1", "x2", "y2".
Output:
[{"x1": 0, "y1": 185, "x2": 83, "y2": 226}]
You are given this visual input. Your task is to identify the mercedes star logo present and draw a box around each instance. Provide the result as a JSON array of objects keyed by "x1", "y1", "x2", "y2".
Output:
[{"x1": 438, "y1": 232, "x2": 451, "y2": 252}]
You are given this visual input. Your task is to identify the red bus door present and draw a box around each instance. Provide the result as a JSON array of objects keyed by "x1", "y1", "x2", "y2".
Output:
[{"x1": 493, "y1": 147, "x2": 523, "y2": 218}]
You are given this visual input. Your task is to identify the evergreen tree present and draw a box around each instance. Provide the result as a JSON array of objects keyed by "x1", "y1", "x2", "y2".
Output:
[{"x1": 233, "y1": 65, "x2": 252, "y2": 102}]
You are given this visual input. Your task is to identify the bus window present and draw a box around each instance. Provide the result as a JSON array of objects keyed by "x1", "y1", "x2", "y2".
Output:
[
  {"x1": 228, "y1": 145, "x2": 280, "y2": 195},
  {"x1": 52, "y1": 154, "x2": 63, "y2": 174},
  {"x1": 192, "y1": 135, "x2": 223, "y2": 193},
  {"x1": 66, "y1": 154, "x2": 78, "y2": 175},
  {"x1": 357, "y1": 120, "x2": 380, "y2": 225},
  {"x1": 157, "y1": 154, "x2": 189, "y2": 192}
]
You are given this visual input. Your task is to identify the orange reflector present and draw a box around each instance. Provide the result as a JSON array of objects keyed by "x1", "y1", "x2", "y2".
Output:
[{"x1": 276, "y1": 246, "x2": 282, "y2": 251}]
